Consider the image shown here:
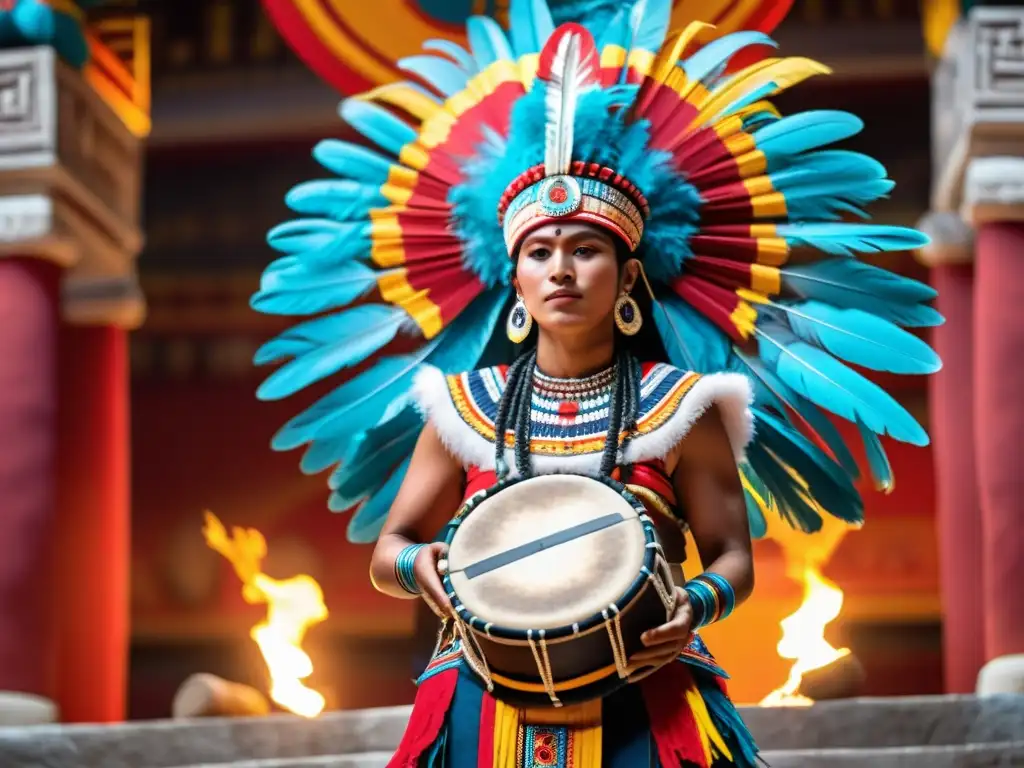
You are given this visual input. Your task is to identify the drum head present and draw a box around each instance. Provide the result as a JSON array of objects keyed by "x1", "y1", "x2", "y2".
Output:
[{"x1": 446, "y1": 474, "x2": 647, "y2": 632}]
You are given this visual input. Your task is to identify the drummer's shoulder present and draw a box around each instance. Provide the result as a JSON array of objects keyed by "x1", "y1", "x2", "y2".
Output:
[
  {"x1": 411, "y1": 364, "x2": 508, "y2": 409},
  {"x1": 630, "y1": 362, "x2": 755, "y2": 464},
  {"x1": 410, "y1": 364, "x2": 507, "y2": 466}
]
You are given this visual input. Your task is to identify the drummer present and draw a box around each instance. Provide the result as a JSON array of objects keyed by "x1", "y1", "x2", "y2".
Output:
[
  {"x1": 372, "y1": 215, "x2": 757, "y2": 765},
  {"x1": 254, "y1": 2, "x2": 938, "y2": 765}
]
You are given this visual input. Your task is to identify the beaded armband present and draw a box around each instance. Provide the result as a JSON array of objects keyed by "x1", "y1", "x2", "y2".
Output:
[
  {"x1": 395, "y1": 544, "x2": 426, "y2": 595},
  {"x1": 684, "y1": 572, "x2": 736, "y2": 629}
]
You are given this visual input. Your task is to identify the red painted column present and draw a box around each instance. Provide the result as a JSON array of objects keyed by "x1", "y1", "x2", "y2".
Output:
[
  {"x1": 0, "y1": 258, "x2": 61, "y2": 699},
  {"x1": 54, "y1": 325, "x2": 130, "y2": 722},
  {"x1": 930, "y1": 264, "x2": 986, "y2": 693},
  {"x1": 974, "y1": 222, "x2": 1024, "y2": 662}
]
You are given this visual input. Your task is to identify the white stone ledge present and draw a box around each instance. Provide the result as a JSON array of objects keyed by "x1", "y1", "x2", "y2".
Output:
[{"x1": 963, "y1": 156, "x2": 1024, "y2": 225}]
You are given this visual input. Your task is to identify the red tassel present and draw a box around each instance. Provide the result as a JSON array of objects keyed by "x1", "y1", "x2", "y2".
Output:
[
  {"x1": 387, "y1": 667, "x2": 460, "y2": 768},
  {"x1": 478, "y1": 691, "x2": 497, "y2": 767},
  {"x1": 641, "y1": 664, "x2": 709, "y2": 768}
]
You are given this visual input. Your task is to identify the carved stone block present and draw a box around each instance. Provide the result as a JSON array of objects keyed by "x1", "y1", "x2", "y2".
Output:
[
  {"x1": 931, "y1": 7, "x2": 1024, "y2": 217},
  {"x1": 0, "y1": 46, "x2": 145, "y2": 327},
  {"x1": 0, "y1": 47, "x2": 55, "y2": 169}
]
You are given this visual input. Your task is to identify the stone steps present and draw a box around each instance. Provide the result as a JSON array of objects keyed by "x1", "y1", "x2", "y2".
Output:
[
  {"x1": 0, "y1": 695, "x2": 1020, "y2": 767},
  {"x1": 167, "y1": 742, "x2": 1024, "y2": 768}
]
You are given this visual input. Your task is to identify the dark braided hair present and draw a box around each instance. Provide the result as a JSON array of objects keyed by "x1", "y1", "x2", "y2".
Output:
[{"x1": 494, "y1": 347, "x2": 641, "y2": 479}]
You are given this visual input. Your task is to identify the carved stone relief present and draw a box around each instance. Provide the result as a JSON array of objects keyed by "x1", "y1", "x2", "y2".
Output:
[
  {"x1": 932, "y1": 8, "x2": 1024, "y2": 215},
  {"x1": 0, "y1": 46, "x2": 145, "y2": 327}
]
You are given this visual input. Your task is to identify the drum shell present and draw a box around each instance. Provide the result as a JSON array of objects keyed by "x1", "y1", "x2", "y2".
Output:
[
  {"x1": 442, "y1": 473, "x2": 674, "y2": 707},
  {"x1": 470, "y1": 577, "x2": 670, "y2": 707}
]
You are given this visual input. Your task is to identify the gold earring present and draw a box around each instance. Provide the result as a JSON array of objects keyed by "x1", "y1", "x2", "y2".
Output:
[
  {"x1": 615, "y1": 292, "x2": 642, "y2": 336},
  {"x1": 506, "y1": 296, "x2": 533, "y2": 343}
]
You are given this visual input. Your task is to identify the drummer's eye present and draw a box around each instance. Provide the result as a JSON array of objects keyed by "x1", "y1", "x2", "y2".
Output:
[
  {"x1": 528, "y1": 247, "x2": 551, "y2": 260},
  {"x1": 574, "y1": 246, "x2": 596, "y2": 258}
]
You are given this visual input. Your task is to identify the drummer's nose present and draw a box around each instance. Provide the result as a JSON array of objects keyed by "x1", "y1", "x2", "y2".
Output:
[{"x1": 549, "y1": 248, "x2": 576, "y2": 284}]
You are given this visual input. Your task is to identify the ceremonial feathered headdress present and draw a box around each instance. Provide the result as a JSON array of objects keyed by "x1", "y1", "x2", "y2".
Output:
[{"x1": 252, "y1": 0, "x2": 940, "y2": 543}]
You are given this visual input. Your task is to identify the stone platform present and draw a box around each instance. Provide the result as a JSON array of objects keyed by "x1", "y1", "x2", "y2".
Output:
[{"x1": 0, "y1": 695, "x2": 1020, "y2": 767}]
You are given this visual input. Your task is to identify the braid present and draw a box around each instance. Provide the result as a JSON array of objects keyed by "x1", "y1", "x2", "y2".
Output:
[
  {"x1": 599, "y1": 351, "x2": 627, "y2": 477},
  {"x1": 513, "y1": 351, "x2": 537, "y2": 476},
  {"x1": 494, "y1": 352, "x2": 531, "y2": 479}
]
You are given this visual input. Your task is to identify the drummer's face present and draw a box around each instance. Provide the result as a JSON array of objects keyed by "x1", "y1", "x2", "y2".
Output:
[{"x1": 514, "y1": 222, "x2": 631, "y2": 336}]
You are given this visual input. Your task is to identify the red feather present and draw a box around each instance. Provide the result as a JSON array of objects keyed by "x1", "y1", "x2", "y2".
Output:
[{"x1": 537, "y1": 23, "x2": 600, "y2": 85}]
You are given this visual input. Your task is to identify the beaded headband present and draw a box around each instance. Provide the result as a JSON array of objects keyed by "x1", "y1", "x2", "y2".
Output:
[{"x1": 499, "y1": 163, "x2": 650, "y2": 254}]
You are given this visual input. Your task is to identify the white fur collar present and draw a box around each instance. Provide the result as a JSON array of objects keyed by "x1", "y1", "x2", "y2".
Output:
[{"x1": 412, "y1": 364, "x2": 753, "y2": 476}]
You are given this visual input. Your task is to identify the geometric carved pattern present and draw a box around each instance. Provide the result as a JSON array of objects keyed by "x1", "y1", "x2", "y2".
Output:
[
  {"x1": 975, "y1": 11, "x2": 1024, "y2": 103},
  {"x1": 0, "y1": 48, "x2": 54, "y2": 165},
  {"x1": 929, "y1": 8, "x2": 1024, "y2": 217}
]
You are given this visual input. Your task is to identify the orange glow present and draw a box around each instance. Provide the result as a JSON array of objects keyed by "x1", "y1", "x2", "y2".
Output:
[
  {"x1": 202, "y1": 511, "x2": 328, "y2": 717},
  {"x1": 760, "y1": 507, "x2": 853, "y2": 707}
]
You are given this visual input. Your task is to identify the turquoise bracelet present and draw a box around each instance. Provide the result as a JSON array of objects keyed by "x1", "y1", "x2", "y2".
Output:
[
  {"x1": 395, "y1": 543, "x2": 426, "y2": 595},
  {"x1": 684, "y1": 572, "x2": 736, "y2": 629}
]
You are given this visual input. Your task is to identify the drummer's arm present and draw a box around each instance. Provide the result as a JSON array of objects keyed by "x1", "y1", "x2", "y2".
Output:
[
  {"x1": 369, "y1": 423, "x2": 465, "y2": 601},
  {"x1": 671, "y1": 404, "x2": 755, "y2": 606}
]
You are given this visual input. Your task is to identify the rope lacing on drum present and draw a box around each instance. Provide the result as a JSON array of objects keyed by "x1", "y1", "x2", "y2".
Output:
[
  {"x1": 528, "y1": 629, "x2": 562, "y2": 707},
  {"x1": 602, "y1": 605, "x2": 630, "y2": 680},
  {"x1": 451, "y1": 614, "x2": 494, "y2": 692}
]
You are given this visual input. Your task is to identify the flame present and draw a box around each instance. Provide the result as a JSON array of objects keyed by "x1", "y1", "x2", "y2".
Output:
[
  {"x1": 760, "y1": 506, "x2": 852, "y2": 707},
  {"x1": 202, "y1": 511, "x2": 328, "y2": 718},
  {"x1": 759, "y1": 565, "x2": 851, "y2": 706}
]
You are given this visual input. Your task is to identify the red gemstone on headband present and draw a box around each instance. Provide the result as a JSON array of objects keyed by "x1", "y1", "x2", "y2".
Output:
[{"x1": 549, "y1": 185, "x2": 568, "y2": 204}]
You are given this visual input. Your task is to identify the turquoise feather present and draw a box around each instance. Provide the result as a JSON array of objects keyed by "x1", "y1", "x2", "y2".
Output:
[
  {"x1": 467, "y1": 16, "x2": 513, "y2": 69},
  {"x1": 594, "y1": 2, "x2": 633, "y2": 52},
  {"x1": 426, "y1": 287, "x2": 509, "y2": 373},
  {"x1": 285, "y1": 291, "x2": 500, "y2": 473},
  {"x1": 777, "y1": 223, "x2": 929, "y2": 257},
  {"x1": 746, "y1": 438, "x2": 825, "y2": 532},
  {"x1": 273, "y1": 354, "x2": 429, "y2": 451},
  {"x1": 285, "y1": 180, "x2": 387, "y2": 220},
  {"x1": 330, "y1": 432, "x2": 420, "y2": 516},
  {"x1": 423, "y1": 39, "x2": 477, "y2": 73},
  {"x1": 255, "y1": 306, "x2": 408, "y2": 401},
  {"x1": 340, "y1": 457, "x2": 412, "y2": 541},
  {"x1": 298, "y1": 392, "x2": 415, "y2": 476},
  {"x1": 683, "y1": 31, "x2": 778, "y2": 85},
  {"x1": 780, "y1": 178, "x2": 894, "y2": 222},
  {"x1": 758, "y1": 330, "x2": 929, "y2": 446},
  {"x1": 781, "y1": 258, "x2": 942, "y2": 327},
  {"x1": 734, "y1": 351, "x2": 861, "y2": 477},
  {"x1": 330, "y1": 406, "x2": 422, "y2": 493},
  {"x1": 720, "y1": 82, "x2": 778, "y2": 121},
  {"x1": 339, "y1": 101, "x2": 417, "y2": 156},
  {"x1": 653, "y1": 295, "x2": 731, "y2": 373},
  {"x1": 312, "y1": 140, "x2": 392, "y2": 183},
  {"x1": 254, "y1": 304, "x2": 407, "y2": 367},
  {"x1": 783, "y1": 301, "x2": 941, "y2": 375},
  {"x1": 509, "y1": 0, "x2": 554, "y2": 57},
  {"x1": 397, "y1": 55, "x2": 469, "y2": 98},
  {"x1": 755, "y1": 410, "x2": 862, "y2": 512},
  {"x1": 631, "y1": 0, "x2": 673, "y2": 53},
  {"x1": 740, "y1": 462, "x2": 770, "y2": 538},
  {"x1": 776, "y1": 150, "x2": 887, "y2": 184},
  {"x1": 754, "y1": 111, "x2": 863, "y2": 158},
  {"x1": 857, "y1": 418, "x2": 894, "y2": 493},
  {"x1": 251, "y1": 261, "x2": 377, "y2": 317},
  {"x1": 266, "y1": 219, "x2": 364, "y2": 255},
  {"x1": 265, "y1": 224, "x2": 371, "y2": 272}
]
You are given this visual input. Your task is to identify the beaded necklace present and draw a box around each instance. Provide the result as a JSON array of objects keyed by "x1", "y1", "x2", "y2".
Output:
[
  {"x1": 531, "y1": 364, "x2": 615, "y2": 427},
  {"x1": 494, "y1": 349, "x2": 642, "y2": 479}
]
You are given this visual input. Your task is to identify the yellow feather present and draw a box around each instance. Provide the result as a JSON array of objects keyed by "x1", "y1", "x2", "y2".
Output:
[
  {"x1": 652, "y1": 22, "x2": 714, "y2": 84},
  {"x1": 694, "y1": 57, "x2": 831, "y2": 127},
  {"x1": 357, "y1": 84, "x2": 440, "y2": 123}
]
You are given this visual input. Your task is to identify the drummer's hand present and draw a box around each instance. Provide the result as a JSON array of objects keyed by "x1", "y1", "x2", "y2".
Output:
[
  {"x1": 413, "y1": 542, "x2": 452, "y2": 619},
  {"x1": 627, "y1": 587, "x2": 693, "y2": 679}
]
